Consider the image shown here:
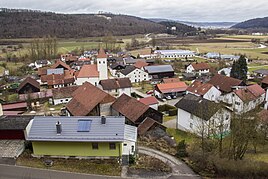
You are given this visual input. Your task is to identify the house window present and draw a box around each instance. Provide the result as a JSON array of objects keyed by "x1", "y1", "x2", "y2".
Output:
[
  {"x1": 99, "y1": 61, "x2": 101, "y2": 64},
  {"x1": 131, "y1": 145, "x2": 135, "y2": 153},
  {"x1": 65, "y1": 99, "x2": 68, "y2": 102},
  {"x1": 92, "y1": 143, "x2": 98, "y2": 150},
  {"x1": 124, "y1": 143, "x2": 127, "y2": 146},
  {"x1": 225, "y1": 115, "x2": 229, "y2": 120},
  {"x1": 109, "y1": 143, "x2": 116, "y2": 150},
  {"x1": 190, "y1": 123, "x2": 193, "y2": 128},
  {"x1": 235, "y1": 101, "x2": 240, "y2": 105}
]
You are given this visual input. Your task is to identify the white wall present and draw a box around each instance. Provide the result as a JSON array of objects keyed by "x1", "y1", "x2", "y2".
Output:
[
  {"x1": 97, "y1": 57, "x2": 108, "y2": 80},
  {"x1": 122, "y1": 141, "x2": 136, "y2": 155},
  {"x1": 119, "y1": 69, "x2": 150, "y2": 83},
  {"x1": 203, "y1": 86, "x2": 222, "y2": 101},
  {"x1": 149, "y1": 104, "x2": 158, "y2": 110},
  {"x1": 177, "y1": 108, "x2": 231, "y2": 137},
  {"x1": 76, "y1": 77, "x2": 99, "y2": 86},
  {"x1": 186, "y1": 65, "x2": 194, "y2": 73},
  {"x1": 53, "y1": 97, "x2": 72, "y2": 105}
]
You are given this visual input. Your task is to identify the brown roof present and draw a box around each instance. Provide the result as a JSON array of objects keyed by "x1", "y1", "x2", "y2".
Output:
[
  {"x1": 187, "y1": 81, "x2": 214, "y2": 96},
  {"x1": 112, "y1": 94, "x2": 149, "y2": 123},
  {"x1": 139, "y1": 96, "x2": 159, "y2": 106},
  {"x1": 51, "y1": 60, "x2": 72, "y2": 70},
  {"x1": 99, "y1": 78, "x2": 132, "y2": 90},
  {"x1": 137, "y1": 117, "x2": 165, "y2": 135},
  {"x1": 38, "y1": 67, "x2": 49, "y2": 76},
  {"x1": 208, "y1": 74, "x2": 243, "y2": 93},
  {"x1": 156, "y1": 82, "x2": 188, "y2": 93},
  {"x1": 262, "y1": 76, "x2": 268, "y2": 85},
  {"x1": 2, "y1": 102, "x2": 27, "y2": 111},
  {"x1": 97, "y1": 48, "x2": 107, "y2": 58},
  {"x1": 162, "y1": 78, "x2": 180, "y2": 83},
  {"x1": 52, "y1": 86, "x2": 79, "y2": 99},
  {"x1": 234, "y1": 84, "x2": 265, "y2": 102},
  {"x1": 77, "y1": 64, "x2": 99, "y2": 78},
  {"x1": 41, "y1": 72, "x2": 75, "y2": 86},
  {"x1": 66, "y1": 82, "x2": 115, "y2": 116},
  {"x1": 191, "y1": 63, "x2": 210, "y2": 70},
  {"x1": 134, "y1": 61, "x2": 149, "y2": 69},
  {"x1": 17, "y1": 77, "x2": 40, "y2": 92}
]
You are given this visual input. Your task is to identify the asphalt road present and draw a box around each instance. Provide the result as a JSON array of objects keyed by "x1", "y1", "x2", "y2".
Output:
[{"x1": 0, "y1": 164, "x2": 122, "y2": 179}]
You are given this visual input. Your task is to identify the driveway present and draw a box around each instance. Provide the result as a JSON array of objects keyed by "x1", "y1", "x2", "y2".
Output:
[
  {"x1": 0, "y1": 164, "x2": 122, "y2": 179},
  {"x1": 164, "y1": 119, "x2": 177, "y2": 129},
  {"x1": 138, "y1": 146, "x2": 200, "y2": 178}
]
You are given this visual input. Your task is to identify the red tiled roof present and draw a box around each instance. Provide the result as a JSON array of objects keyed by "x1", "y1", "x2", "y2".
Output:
[
  {"x1": 162, "y1": 78, "x2": 180, "y2": 83},
  {"x1": 258, "y1": 109, "x2": 268, "y2": 124},
  {"x1": 51, "y1": 60, "x2": 72, "y2": 70},
  {"x1": 139, "y1": 96, "x2": 159, "y2": 106},
  {"x1": 97, "y1": 48, "x2": 107, "y2": 58},
  {"x1": 134, "y1": 61, "x2": 149, "y2": 69},
  {"x1": 66, "y1": 82, "x2": 115, "y2": 116},
  {"x1": 112, "y1": 94, "x2": 149, "y2": 123},
  {"x1": 41, "y1": 73, "x2": 75, "y2": 86},
  {"x1": 156, "y1": 82, "x2": 188, "y2": 94},
  {"x1": 191, "y1": 63, "x2": 210, "y2": 70},
  {"x1": 234, "y1": 84, "x2": 265, "y2": 102},
  {"x1": 208, "y1": 74, "x2": 243, "y2": 93},
  {"x1": 19, "y1": 89, "x2": 53, "y2": 101},
  {"x1": 187, "y1": 81, "x2": 214, "y2": 96},
  {"x1": 77, "y1": 64, "x2": 99, "y2": 78},
  {"x1": 3, "y1": 111, "x2": 24, "y2": 115},
  {"x1": 2, "y1": 102, "x2": 27, "y2": 111}
]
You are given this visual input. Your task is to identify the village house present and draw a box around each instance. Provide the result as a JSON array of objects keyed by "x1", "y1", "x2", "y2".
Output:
[
  {"x1": 30, "y1": 60, "x2": 51, "y2": 69},
  {"x1": 66, "y1": 82, "x2": 115, "y2": 116},
  {"x1": 154, "y1": 82, "x2": 188, "y2": 99},
  {"x1": 134, "y1": 60, "x2": 149, "y2": 69},
  {"x1": 186, "y1": 80, "x2": 222, "y2": 101},
  {"x1": 26, "y1": 116, "x2": 137, "y2": 161},
  {"x1": 99, "y1": 78, "x2": 132, "y2": 97},
  {"x1": 253, "y1": 69, "x2": 268, "y2": 78},
  {"x1": 138, "y1": 96, "x2": 159, "y2": 110},
  {"x1": 154, "y1": 50, "x2": 195, "y2": 59},
  {"x1": 2, "y1": 102, "x2": 28, "y2": 116},
  {"x1": 19, "y1": 89, "x2": 53, "y2": 107},
  {"x1": 111, "y1": 94, "x2": 163, "y2": 126},
  {"x1": 119, "y1": 66, "x2": 151, "y2": 83},
  {"x1": 175, "y1": 94, "x2": 231, "y2": 136},
  {"x1": 261, "y1": 76, "x2": 268, "y2": 89},
  {"x1": 51, "y1": 86, "x2": 79, "y2": 105},
  {"x1": 207, "y1": 74, "x2": 244, "y2": 104},
  {"x1": 61, "y1": 54, "x2": 79, "y2": 65},
  {"x1": 186, "y1": 63, "x2": 210, "y2": 76},
  {"x1": 231, "y1": 84, "x2": 265, "y2": 114},
  {"x1": 144, "y1": 65, "x2": 175, "y2": 81},
  {"x1": 109, "y1": 63, "x2": 126, "y2": 77},
  {"x1": 218, "y1": 67, "x2": 231, "y2": 77},
  {"x1": 75, "y1": 48, "x2": 108, "y2": 86},
  {"x1": 17, "y1": 77, "x2": 40, "y2": 94}
]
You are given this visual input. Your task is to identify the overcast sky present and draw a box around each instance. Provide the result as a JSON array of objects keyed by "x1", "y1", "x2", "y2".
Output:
[{"x1": 1, "y1": 0, "x2": 268, "y2": 22}]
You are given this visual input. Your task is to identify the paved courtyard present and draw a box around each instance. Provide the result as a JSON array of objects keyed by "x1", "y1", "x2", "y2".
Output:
[{"x1": 0, "y1": 140, "x2": 25, "y2": 158}]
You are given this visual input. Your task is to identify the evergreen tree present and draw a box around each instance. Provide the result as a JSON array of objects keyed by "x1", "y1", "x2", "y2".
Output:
[{"x1": 230, "y1": 55, "x2": 248, "y2": 82}]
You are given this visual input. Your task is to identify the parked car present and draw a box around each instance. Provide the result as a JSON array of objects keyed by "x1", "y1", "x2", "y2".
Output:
[
  {"x1": 165, "y1": 96, "x2": 172, "y2": 100},
  {"x1": 146, "y1": 90, "x2": 154, "y2": 95}
]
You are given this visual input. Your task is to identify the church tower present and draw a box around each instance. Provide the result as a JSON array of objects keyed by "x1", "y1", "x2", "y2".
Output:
[{"x1": 97, "y1": 48, "x2": 108, "y2": 80}]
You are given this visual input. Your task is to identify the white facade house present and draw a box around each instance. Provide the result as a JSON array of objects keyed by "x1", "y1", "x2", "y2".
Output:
[
  {"x1": 119, "y1": 66, "x2": 151, "y2": 83},
  {"x1": 218, "y1": 67, "x2": 231, "y2": 77},
  {"x1": 123, "y1": 125, "x2": 137, "y2": 156},
  {"x1": 175, "y1": 94, "x2": 231, "y2": 136},
  {"x1": 51, "y1": 86, "x2": 79, "y2": 105},
  {"x1": 186, "y1": 63, "x2": 210, "y2": 76},
  {"x1": 187, "y1": 81, "x2": 222, "y2": 102},
  {"x1": 99, "y1": 78, "x2": 132, "y2": 97},
  {"x1": 154, "y1": 50, "x2": 195, "y2": 59},
  {"x1": 220, "y1": 85, "x2": 265, "y2": 114}
]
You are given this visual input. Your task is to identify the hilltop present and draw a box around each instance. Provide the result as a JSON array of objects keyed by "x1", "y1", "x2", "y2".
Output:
[
  {"x1": 0, "y1": 8, "x2": 196, "y2": 38},
  {"x1": 232, "y1": 16, "x2": 268, "y2": 30}
]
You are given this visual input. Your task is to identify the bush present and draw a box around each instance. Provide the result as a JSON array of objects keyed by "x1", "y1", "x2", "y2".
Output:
[
  {"x1": 158, "y1": 104, "x2": 176, "y2": 112},
  {"x1": 129, "y1": 154, "x2": 136, "y2": 165},
  {"x1": 176, "y1": 140, "x2": 188, "y2": 158}
]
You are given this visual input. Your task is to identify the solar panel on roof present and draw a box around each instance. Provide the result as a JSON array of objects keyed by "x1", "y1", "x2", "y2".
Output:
[
  {"x1": 47, "y1": 68, "x2": 64, "y2": 75},
  {"x1": 77, "y1": 120, "x2": 92, "y2": 132}
]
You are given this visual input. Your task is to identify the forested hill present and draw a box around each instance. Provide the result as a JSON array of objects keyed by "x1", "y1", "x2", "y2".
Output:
[
  {"x1": 0, "y1": 9, "x2": 166, "y2": 38},
  {"x1": 232, "y1": 16, "x2": 268, "y2": 29}
]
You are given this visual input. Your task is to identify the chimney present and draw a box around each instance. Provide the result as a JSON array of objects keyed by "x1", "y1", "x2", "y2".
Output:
[
  {"x1": 101, "y1": 116, "x2": 106, "y2": 124},
  {"x1": 56, "y1": 121, "x2": 62, "y2": 135}
]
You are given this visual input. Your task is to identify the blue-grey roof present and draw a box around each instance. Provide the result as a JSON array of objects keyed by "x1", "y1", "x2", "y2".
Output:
[
  {"x1": 154, "y1": 50, "x2": 194, "y2": 56},
  {"x1": 144, "y1": 65, "x2": 174, "y2": 74},
  {"x1": 27, "y1": 116, "x2": 127, "y2": 142},
  {"x1": 47, "y1": 68, "x2": 64, "y2": 75}
]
